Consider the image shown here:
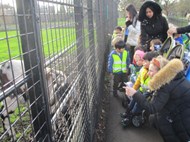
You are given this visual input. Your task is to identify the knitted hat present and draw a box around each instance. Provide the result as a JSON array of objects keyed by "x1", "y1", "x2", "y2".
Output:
[
  {"x1": 134, "y1": 50, "x2": 145, "y2": 59},
  {"x1": 149, "y1": 56, "x2": 183, "y2": 91},
  {"x1": 151, "y1": 55, "x2": 169, "y2": 69}
]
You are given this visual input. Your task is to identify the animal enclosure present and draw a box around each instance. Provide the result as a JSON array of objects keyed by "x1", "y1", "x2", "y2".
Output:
[{"x1": 0, "y1": 0, "x2": 118, "y2": 141}]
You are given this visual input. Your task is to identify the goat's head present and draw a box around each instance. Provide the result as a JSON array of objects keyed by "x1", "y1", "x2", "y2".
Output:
[
  {"x1": 0, "y1": 62, "x2": 13, "y2": 90},
  {"x1": 0, "y1": 60, "x2": 24, "y2": 83},
  {"x1": 45, "y1": 68, "x2": 68, "y2": 107}
]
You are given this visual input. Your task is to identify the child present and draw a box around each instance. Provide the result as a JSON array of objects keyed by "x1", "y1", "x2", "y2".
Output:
[
  {"x1": 133, "y1": 51, "x2": 159, "y2": 92},
  {"x1": 173, "y1": 33, "x2": 183, "y2": 45},
  {"x1": 150, "y1": 39, "x2": 162, "y2": 51},
  {"x1": 111, "y1": 36, "x2": 123, "y2": 48},
  {"x1": 120, "y1": 51, "x2": 159, "y2": 127},
  {"x1": 182, "y1": 33, "x2": 190, "y2": 50},
  {"x1": 112, "y1": 26, "x2": 123, "y2": 39},
  {"x1": 129, "y1": 50, "x2": 145, "y2": 83},
  {"x1": 108, "y1": 40, "x2": 130, "y2": 97},
  {"x1": 121, "y1": 50, "x2": 144, "y2": 107}
]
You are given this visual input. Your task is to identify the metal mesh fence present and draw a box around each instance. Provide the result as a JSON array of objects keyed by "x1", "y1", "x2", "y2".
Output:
[{"x1": 0, "y1": 0, "x2": 118, "y2": 141}]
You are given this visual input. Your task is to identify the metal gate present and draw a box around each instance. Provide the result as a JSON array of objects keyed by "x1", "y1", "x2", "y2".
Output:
[{"x1": 0, "y1": 0, "x2": 118, "y2": 141}]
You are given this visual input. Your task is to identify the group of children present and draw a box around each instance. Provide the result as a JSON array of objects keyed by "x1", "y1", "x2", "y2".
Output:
[
  {"x1": 109, "y1": 26, "x2": 163, "y2": 92},
  {"x1": 108, "y1": 25, "x2": 187, "y2": 128}
]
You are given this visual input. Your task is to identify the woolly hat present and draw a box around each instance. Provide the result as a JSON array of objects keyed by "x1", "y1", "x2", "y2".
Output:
[
  {"x1": 149, "y1": 56, "x2": 184, "y2": 91},
  {"x1": 151, "y1": 55, "x2": 169, "y2": 69},
  {"x1": 134, "y1": 50, "x2": 145, "y2": 59}
]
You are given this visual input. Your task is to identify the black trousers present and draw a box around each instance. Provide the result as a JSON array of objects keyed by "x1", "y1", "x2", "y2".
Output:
[
  {"x1": 113, "y1": 73, "x2": 128, "y2": 95},
  {"x1": 124, "y1": 35, "x2": 128, "y2": 43}
]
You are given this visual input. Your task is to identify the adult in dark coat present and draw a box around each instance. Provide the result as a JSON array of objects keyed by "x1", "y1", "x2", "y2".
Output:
[
  {"x1": 138, "y1": 1, "x2": 169, "y2": 51},
  {"x1": 124, "y1": 56, "x2": 190, "y2": 142},
  {"x1": 168, "y1": 25, "x2": 190, "y2": 35}
]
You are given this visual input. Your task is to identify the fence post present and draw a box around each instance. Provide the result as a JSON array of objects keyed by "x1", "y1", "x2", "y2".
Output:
[
  {"x1": 87, "y1": 0, "x2": 98, "y2": 140},
  {"x1": 74, "y1": 0, "x2": 90, "y2": 141},
  {"x1": 114, "y1": 0, "x2": 119, "y2": 27},
  {"x1": 15, "y1": 0, "x2": 52, "y2": 141}
]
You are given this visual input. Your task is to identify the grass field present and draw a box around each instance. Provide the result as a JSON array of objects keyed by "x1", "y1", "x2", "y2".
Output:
[
  {"x1": 117, "y1": 18, "x2": 126, "y2": 27},
  {"x1": 0, "y1": 28, "x2": 76, "y2": 62},
  {"x1": 0, "y1": 18, "x2": 124, "y2": 62}
]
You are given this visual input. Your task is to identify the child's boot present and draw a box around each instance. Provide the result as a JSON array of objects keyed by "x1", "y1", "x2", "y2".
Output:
[{"x1": 121, "y1": 117, "x2": 131, "y2": 128}]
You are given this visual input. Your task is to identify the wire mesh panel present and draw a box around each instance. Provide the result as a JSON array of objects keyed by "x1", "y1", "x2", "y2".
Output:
[
  {"x1": 0, "y1": 0, "x2": 52, "y2": 141},
  {"x1": 0, "y1": 0, "x2": 118, "y2": 141}
]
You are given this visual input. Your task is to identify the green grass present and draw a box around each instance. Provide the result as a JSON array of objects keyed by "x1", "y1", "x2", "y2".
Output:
[
  {"x1": 0, "y1": 31, "x2": 21, "y2": 61},
  {"x1": 117, "y1": 18, "x2": 126, "y2": 27},
  {"x1": 41, "y1": 28, "x2": 76, "y2": 57},
  {"x1": 0, "y1": 28, "x2": 76, "y2": 62}
]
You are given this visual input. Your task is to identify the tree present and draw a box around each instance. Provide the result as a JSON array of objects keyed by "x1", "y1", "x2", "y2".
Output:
[
  {"x1": 118, "y1": 0, "x2": 144, "y2": 11},
  {"x1": 118, "y1": 0, "x2": 189, "y2": 18},
  {"x1": 176, "y1": 0, "x2": 190, "y2": 16},
  {"x1": 118, "y1": 0, "x2": 144, "y2": 17},
  {"x1": 159, "y1": 0, "x2": 176, "y2": 16},
  {"x1": 159, "y1": 0, "x2": 189, "y2": 17}
]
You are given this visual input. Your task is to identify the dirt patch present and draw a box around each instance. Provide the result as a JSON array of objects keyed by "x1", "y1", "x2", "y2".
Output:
[{"x1": 93, "y1": 72, "x2": 111, "y2": 142}]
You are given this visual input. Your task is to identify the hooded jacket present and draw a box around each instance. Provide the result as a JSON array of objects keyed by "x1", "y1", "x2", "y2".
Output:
[
  {"x1": 138, "y1": 1, "x2": 168, "y2": 51},
  {"x1": 133, "y1": 59, "x2": 190, "y2": 142}
]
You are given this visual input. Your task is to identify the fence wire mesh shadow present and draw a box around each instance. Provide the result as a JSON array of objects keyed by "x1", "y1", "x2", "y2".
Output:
[{"x1": 0, "y1": 0, "x2": 118, "y2": 141}]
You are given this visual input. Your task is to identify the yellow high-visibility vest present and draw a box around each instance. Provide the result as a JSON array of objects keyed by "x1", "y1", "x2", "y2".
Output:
[
  {"x1": 112, "y1": 50, "x2": 128, "y2": 73},
  {"x1": 139, "y1": 74, "x2": 150, "y2": 92}
]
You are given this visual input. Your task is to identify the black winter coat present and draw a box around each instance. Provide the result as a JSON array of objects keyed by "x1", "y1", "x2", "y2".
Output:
[
  {"x1": 140, "y1": 16, "x2": 168, "y2": 51},
  {"x1": 138, "y1": 1, "x2": 169, "y2": 51},
  {"x1": 177, "y1": 25, "x2": 190, "y2": 34},
  {"x1": 133, "y1": 59, "x2": 190, "y2": 142}
]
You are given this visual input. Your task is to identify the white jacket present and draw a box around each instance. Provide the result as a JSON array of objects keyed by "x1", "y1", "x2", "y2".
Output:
[{"x1": 126, "y1": 16, "x2": 141, "y2": 46}]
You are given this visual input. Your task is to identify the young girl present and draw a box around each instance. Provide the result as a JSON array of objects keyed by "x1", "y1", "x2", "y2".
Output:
[
  {"x1": 149, "y1": 39, "x2": 162, "y2": 51},
  {"x1": 125, "y1": 4, "x2": 141, "y2": 63}
]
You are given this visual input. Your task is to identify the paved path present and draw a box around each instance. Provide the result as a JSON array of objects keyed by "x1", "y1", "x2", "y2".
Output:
[{"x1": 105, "y1": 91, "x2": 164, "y2": 142}]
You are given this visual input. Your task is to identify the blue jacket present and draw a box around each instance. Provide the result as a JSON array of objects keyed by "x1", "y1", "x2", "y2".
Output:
[
  {"x1": 125, "y1": 28, "x2": 129, "y2": 36},
  {"x1": 175, "y1": 36, "x2": 183, "y2": 44},
  {"x1": 108, "y1": 50, "x2": 130, "y2": 73}
]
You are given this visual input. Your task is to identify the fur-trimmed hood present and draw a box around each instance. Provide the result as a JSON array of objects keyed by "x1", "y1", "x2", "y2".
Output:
[
  {"x1": 139, "y1": 1, "x2": 162, "y2": 22},
  {"x1": 148, "y1": 59, "x2": 184, "y2": 91}
]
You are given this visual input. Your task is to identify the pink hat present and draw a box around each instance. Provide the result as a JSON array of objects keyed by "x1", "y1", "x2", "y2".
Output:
[
  {"x1": 133, "y1": 50, "x2": 145, "y2": 65},
  {"x1": 134, "y1": 50, "x2": 145, "y2": 59}
]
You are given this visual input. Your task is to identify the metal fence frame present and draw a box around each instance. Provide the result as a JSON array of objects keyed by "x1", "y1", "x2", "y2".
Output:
[{"x1": 0, "y1": 0, "x2": 118, "y2": 141}]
